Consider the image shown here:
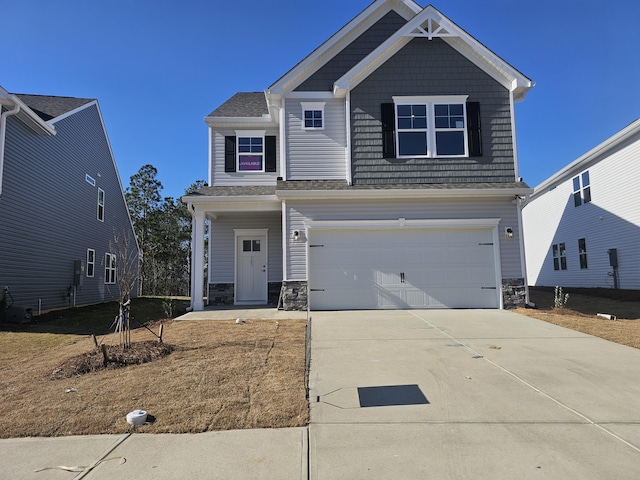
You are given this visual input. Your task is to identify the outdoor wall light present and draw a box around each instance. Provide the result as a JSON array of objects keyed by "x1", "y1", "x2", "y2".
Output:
[
  {"x1": 292, "y1": 230, "x2": 300, "y2": 241},
  {"x1": 505, "y1": 227, "x2": 514, "y2": 239}
]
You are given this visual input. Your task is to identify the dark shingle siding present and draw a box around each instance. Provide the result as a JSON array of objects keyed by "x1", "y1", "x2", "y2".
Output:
[
  {"x1": 295, "y1": 10, "x2": 407, "y2": 92},
  {"x1": 208, "y1": 92, "x2": 268, "y2": 117},
  {"x1": 350, "y1": 37, "x2": 515, "y2": 185},
  {"x1": 13, "y1": 94, "x2": 94, "y2": 121}
]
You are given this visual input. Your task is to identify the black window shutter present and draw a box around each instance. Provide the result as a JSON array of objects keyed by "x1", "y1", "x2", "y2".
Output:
[
  {"x1": 224, "y1": 136, "x2": 236, "y2": 172},
  {"x1": 466, "y1": 102, "x2": 482, "y2": 157},
  {"x1": 265, "y1": 136, "x2": 277, "y2": 172},
  {"x1": 381, "y1": 103, "x2": 396, "y2": 158}
]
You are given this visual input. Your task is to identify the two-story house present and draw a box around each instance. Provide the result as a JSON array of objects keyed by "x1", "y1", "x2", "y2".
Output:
[
  {"x1": 183, "y1": 1, "x2": 534, "y2": 311},
  {"x1": 523, "y1": 119, "x2": 640, "y2": 290},
  {"x1": 0, "y1": 85, "x2": 138, "y2": 319}
]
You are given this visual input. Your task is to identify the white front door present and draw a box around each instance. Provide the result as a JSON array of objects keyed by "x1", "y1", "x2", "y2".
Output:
[{"x1": 236, "y1": 234, "x2": 267, "y2": 304}]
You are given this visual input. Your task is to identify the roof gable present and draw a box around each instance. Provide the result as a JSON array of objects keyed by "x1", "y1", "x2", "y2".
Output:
[
  {"x1": 333, "y1": 5, "x2": 533, "y2": 101},
  {"x1": 267, "y1": 0, "x2": 421, "y2": 98}
]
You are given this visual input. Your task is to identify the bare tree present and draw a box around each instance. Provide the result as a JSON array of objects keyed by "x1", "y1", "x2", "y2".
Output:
[{"x1": 110, "y1": 229, "x2": 139, "y2": 348}]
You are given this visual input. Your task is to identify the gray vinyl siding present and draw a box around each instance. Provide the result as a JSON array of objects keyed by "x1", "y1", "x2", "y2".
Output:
[
  {"x1": 211, "y1": 128, "x2": 279, "y2": 186},
  {"x1": 295, "y1": 10, "x2": 407, "y2": 92},
  {"x1": 285, "y1": 98, "x2": 347, "y2": 179},
  {"x1": 523, "y1": 133, "x2": 640, "y2": 289},
  {"x1": 285, "y1": 197, "x2": 522, "y2": 280},
  {"x1": 350, "y1": 37, "x2": 515, "y2": 185},
  {"x1": 208, "y1": 212, "x2": 283, "y2": 283},
  {"x1": 0, "y1": 104, "x2": 138, "y2": 312}
]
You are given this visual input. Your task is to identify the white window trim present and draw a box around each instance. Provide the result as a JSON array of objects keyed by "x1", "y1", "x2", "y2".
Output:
[
  {"x1": 86, "y1": 248, "x2": 95, "y2": 278},
  {"x1": 393, "y1": 95, "x2": 469, "y2": 158},
  {"x1": 86, "y1": 174, "x2": 95, "y2": 186},
  {"x1": 301, "y1": 102, "x2": 325, "y2": 130},
  {"x1": 97, "y1": 188, "x2": 105, "y2": 222},
  {"x1": 235, "y1": 130, "x2": 266, "y2": 173}
]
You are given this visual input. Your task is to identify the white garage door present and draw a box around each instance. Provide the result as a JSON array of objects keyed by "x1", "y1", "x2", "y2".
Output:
[{"x1": 308, "y1": 227, "x2": 499, "y2": 310}]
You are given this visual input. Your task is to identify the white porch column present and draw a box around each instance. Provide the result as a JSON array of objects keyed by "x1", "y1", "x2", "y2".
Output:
[{"x1": 190, "y1": 208, "x2": 206, "y2": 311}]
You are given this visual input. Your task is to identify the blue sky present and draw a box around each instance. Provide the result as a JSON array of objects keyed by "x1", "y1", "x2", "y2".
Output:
[{"x1": 2, "y1": 0, "x2": 639, "y2": 200}]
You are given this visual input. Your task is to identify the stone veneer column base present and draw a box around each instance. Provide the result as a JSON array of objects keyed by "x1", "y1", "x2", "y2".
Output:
[
  {"x1": 502, "y1": 278, "x2": 526, "y2": 309},
  {"x1": 208, "y1": 283, "x2": 281, "y2": 306},
  {"x1": 278, "y1": 281, "x2": 308, "y2": 311}
]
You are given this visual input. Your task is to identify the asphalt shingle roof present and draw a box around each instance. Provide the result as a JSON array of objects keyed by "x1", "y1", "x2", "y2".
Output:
[
  {"x1": 13, "y1": 94, "x2": 94, "y2": 121},
  {"x1": 207, "y1": 92, "x2": 268, "y2": 118}
]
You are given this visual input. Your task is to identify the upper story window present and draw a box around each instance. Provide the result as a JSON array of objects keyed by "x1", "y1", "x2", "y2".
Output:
[
  {"x1": 552, "y1": 242, "x2": 567, "y2": 271},
  {"x1": 572, "y1": 171, "x2": 591, "y2": 207},
  {"x1": 238, "y1": 137, "x2": 264, "y2": 171},
  {"x1": 224, "y1": 132, "x2": 277, "y2": 173},
  {"x1": 301, "y1": 102, "x2": 325, "y2": 130},
  {"x1": 86, "y1": 174, "x2": 96, "y2": 186},
  {"x1": 97, "y1": 188, "x2": 105, "y2": 221},
  {"x1": 382, "y1": 96, "x2": 481, "y2": 159}
]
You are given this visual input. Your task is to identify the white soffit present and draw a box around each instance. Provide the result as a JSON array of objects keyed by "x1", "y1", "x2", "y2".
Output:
[
  {"x1": 266, "y1": 0, "x2": 421, "y2": 98},
  {"x1": 333, "y1": 5, "x2": 533, "y2": 101}
]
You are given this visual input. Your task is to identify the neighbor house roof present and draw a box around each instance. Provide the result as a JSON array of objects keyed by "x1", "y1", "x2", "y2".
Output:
[
  {"x1": 13, "y1": 94, "x2": 94, "y2": 121},
  {"x1": 529, "y1": 119, "x2": 640, "y2": 201}
]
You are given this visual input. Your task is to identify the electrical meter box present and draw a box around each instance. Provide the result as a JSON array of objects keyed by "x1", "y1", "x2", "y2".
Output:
[
  {"x1": 73, "y1": 260, "x2": 84, "y2": 287},
  {"x1": 607, "y1": 249, "x2": 618, "y2": 268}
]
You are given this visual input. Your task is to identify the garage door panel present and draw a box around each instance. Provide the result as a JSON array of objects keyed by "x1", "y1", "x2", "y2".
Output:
[{"x1": 308, "y1": 227, "x2": 499, "y2": 310}]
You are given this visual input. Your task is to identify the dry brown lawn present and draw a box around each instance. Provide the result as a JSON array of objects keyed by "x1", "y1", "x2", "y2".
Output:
[
  {"x1": 515, "y1": 287, "x2": 640, "y2": 350},
  {"x1": 0, "y1": 318, "x2": 308, "y2": 438}
]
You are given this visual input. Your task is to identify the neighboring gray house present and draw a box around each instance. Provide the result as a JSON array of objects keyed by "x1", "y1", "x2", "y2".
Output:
[
  {"x1": 183, "y1": 1, "x2": 534, "y2": 311},
  {"x1": 0, "y1": 85, "x2": 139, "y2": 316},
  {"x1": 523, "y1": 119, "x2": 640, "y2": 290}
]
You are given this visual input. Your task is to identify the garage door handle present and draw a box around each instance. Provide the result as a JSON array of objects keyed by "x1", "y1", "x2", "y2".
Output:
[
  {"x1": 481, "y1": 286, "x2": 497, "y2": 289},
  {"x1": 310, "y1": 289, "x2": 325, "y2": 292}
]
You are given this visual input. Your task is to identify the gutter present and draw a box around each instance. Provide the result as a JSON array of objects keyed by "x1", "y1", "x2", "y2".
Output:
[{"x1": 0, "y1": 101, "x2": 21, "y2": 196}]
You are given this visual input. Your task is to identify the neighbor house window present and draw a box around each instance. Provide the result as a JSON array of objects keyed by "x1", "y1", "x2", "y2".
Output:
[
  {"x1": 224, "y1": 133, "x2": 277, "y2": 173},
  {"x1": 86, "y1": 249, "x2": 95, "y2": 277},
  {"x1": 552, "y1": 243, "x2": 567, "y2": 271},
  {"x1": 578, "y1": 238, "x2": 588, "y2": 269},
  {"x1": 393, "y1": 96, "x2": 468, "y2": 158},
  {"x1": 105, "y1": 253, "x2": 116, "y2": 284},
  {"x1": 85, "y1": 174, "x2": 95, "y2": 186},
  {"x1": 97, "y1": 188, "x2": 105, "y2": 221},
  {"x1": 572, "y1": 171, "x2": 591, "y2": 207},
  {"x1": 301, "y1": 102, "x2": 325, "y2": 130}
]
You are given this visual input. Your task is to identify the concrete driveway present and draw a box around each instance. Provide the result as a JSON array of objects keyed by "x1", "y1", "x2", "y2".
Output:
[{"x1": 308, "y1": 309, "x2": 640, "y2": 479}]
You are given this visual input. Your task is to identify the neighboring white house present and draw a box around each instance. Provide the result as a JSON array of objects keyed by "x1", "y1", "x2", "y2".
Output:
[
  {"x1": 183, "y1": 1, "x2": 535, "y2": 311},
  {"x1": 522, "y1": 119, "x2": 640, "y2": 290}
]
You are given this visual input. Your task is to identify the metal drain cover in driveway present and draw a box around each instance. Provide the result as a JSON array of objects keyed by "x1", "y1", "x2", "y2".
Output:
[{"x1": 357, "y1": 384, "x2": 429, "y2": 407}]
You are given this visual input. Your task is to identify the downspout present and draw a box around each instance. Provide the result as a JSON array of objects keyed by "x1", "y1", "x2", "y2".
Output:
[
  {"x1": 510, "y1": 88, "x2": 530, "y2": 306},
  {"x1": 0, "y1": 102, "x2": 21, "y2": 196}
]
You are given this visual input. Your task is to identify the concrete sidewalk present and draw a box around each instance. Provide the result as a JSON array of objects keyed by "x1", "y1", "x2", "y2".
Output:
[
  {"x1": 308, "y1": 309, "x2": 640, "y2": 479},
  {"x1": 0, "y1": 428, "x2": 308, "y2": 479}
]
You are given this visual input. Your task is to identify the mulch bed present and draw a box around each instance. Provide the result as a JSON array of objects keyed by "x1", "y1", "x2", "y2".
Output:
[{"x1": 51, "y1": 341, "x2": 174, "y2": 379}]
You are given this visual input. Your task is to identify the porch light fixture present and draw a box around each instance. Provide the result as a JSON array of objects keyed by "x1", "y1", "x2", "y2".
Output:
[
  {"x1": 505, "y1": 227, "x2": 514, "y2": 239},
  {"x1": 292, "y1": 230, "x2": 300, "y2": 241}
]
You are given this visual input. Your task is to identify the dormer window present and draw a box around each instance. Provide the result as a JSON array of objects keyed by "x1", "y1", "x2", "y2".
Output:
[
  {"x1": 224, "y1": 132, "x2": 277, "y2": 173},
  {"x1": 301, "y1": 102, "x2": 325, "y2": 130},
  {"x1": 238, "y1": 136, "x2": 264, "y2": 171}
]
